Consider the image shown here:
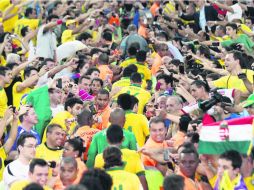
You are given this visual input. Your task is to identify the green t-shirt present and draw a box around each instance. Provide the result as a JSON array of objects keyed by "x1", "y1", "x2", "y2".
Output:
[
  {"x1": 221, "y1": 34, "x2": 254, "y2": 52},
  {"x1": 86, "y1": 128, "x2": 137, "y2": 168}
]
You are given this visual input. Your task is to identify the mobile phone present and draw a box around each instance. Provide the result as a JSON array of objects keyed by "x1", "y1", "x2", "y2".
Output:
[
  {"x1": 11, "y1": 106, "x2": 16, "y2": 113},
  {"x1": 56, "y1": 79, "x2": 62, "y2": 89},
  {"x1": 179, "y1": 64, "x2": 185, "y2": 74},
  {"x1": 205, "y1": 26, "x2": 210, "y2": 33},
  {"x1": 238, "y1": 73, "x2": 247, "y2": 80},
  {"x1": 212, "y1": 42, "x2": 220, "y2": 46},
  {"x1": 89, "y1": 104, "x2": 97, "y2": 115},
  {"x1": 163, "y1": 149, "x2": 170, "y2": 161}
]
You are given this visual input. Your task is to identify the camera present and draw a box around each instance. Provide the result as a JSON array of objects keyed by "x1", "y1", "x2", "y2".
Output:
[{"x1": 198, "y1": 89, "x2": 223, "y2": 112}]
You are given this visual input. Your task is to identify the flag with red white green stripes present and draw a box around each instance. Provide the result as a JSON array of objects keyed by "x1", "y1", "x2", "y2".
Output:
[{"x1": 198, "y1": 116, "x2": 254, "y2": 155}]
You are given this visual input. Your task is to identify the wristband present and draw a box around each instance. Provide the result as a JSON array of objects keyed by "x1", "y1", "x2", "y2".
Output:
[{"x1": 57, "y1": 19, "x2": 63, "y2": 25}]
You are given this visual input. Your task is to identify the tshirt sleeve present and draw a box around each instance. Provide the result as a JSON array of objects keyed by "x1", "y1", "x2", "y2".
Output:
[
  {"x1": 141, "y1": 115, "x2": 150, "y2": 137},
  {"x1": 86, "y1": 136, "x2": 98, "y2": 168},
  {"x1": 94, "y1": 154, "x2": 104, "y2": 169},
  {"x1": 129, "y1": 132, "x2": 138, "y2": 151},
  {"x1": 134, "y1": 154, "x2": 145, "y2": 176},
  {"x1": 212, "y1": 76, "x2": 229, "y2": 89},
  {"x1": 61, "y1": 30, "x2": 73, "y2": 43}
]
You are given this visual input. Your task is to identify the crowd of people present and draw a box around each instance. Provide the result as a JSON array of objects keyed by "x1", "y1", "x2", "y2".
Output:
[{"x1": 0, "y1": 0, "x2": 254, "y2": 189}]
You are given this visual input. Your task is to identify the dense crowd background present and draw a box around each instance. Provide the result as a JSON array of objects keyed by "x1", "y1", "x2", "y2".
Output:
[{"x1": 0, "y1": 0, "x2": 254, "y2": 190}]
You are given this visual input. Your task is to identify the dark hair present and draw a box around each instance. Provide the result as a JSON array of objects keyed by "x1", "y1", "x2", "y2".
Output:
[
  {"x1": 17, "y1": 133, "x2": 36, "y2": 152},
  {"x1": 156, "y1": 31, "x2": 169, "y2": 41},
  {"x1": 149, "y1": 117, "x2": 166, "y2": 128},
  {"x1": 65, "y1": 185, "x2": 88, "y2": 190},
  {"x1": 86, "y1": 67, "x2": 100, "y2": 76},
  {"x1": 187, "y1": 132, "x2": 200, "y2": 144},
  {"x1": 117, "y1": 93, "x2": 132, "y2": 110},
  {"x1": 46, "y1": 14, "x2": 59, "y2": 23},
  {"x1": 180, "y1": 147, "x2": 199, "y2": 160},
  {"x1": 163, "y1": 174, "x2": 185, "y2": 190},
  {"x1": 90, "y1": 48, "x2": 102, "y2": 56},
  {"x1": 179, "y1": 115, "x2": 192, "y2": 133},
  {"x1": 0, "y1": 66, "x2": 11, "y2": 76},
  {"x1": 21, "y1": 26, "x2": 29, "y2": 37},
  {"x1": 77, "y1": 32, "x2": 92, "y2": 41},
  {"x1": 6, "y1": 62, "x2": 18, "y2": 70},
  {"x1": 170, "y1": 59, "x2": 181, "y2": 67},
  {"x1": 177, "y1": 142, "x2": 196, "y2": 153},
  {"x1": 98, "y1": 89, "x2": 110, "y2": 97},
  {"x1": 106, "y1": 124, "x2": 124, "y2": 144},
  {"x1": 102, "y1": 31, "x2": 112, "y2": 42},
  {"x1": 23, "y1": 183, "x2": 44, "y2": 190},
  {"x1": 77, "y1": 109, "x2": 93, "y2": 126},
  {"x1": 191, "y1": 80, "x2": 210, "y2": 93},
  {"x1": 25, "y1": 7, "x2": 34, "y2": 17},
  {"x1": 136, "y1": 50, "x2": 146, "y2": 62},
  {"x1": 226, "y1": 23, "x2": 238, "y2": 31},
  {"x1": 29, "y1": 158, "x2": 48, "y2": 173},
  {"x1": 46, "y1": 123, "x2": 62, "y2": 134},
  {"x1": 64, "y1": 97, "x2": 83, "y2": 111},
  {"x1": 91, "y1": 78, "x2": 103, "y2": 87},
  {"x1": 128, "y1": 44, "x2": 139, "y2": 56},
  {"x1": 79, "y1": 169, "x2": 113, "y2": 190},
  {"x1": 66, "y1": 137, "x2": 85, "y2": 157},
  {"x1": 157, "y1": 74, "x2": 173, "y2": 85},
  {"x1": 24, "y1": 66, "x2": 38, "y2": 79},
  {"x1": 98, "y1": 53, "x2": 109, "y2": 65},
  {"x1": 103, "y1": 146, "x2": 123, "y2": 169},
  {"x1": 198, "y1": 45, "x2": 210, "y2": 59},
  {"x1": 130, "y1": 95, "x2": 139, "y2": 108},
  {"x1": 219, "y1": 150, "x2": 242, "y2": 169},
  {"x1": 230, "y1": 50, "x2": 246, "y2": 69},
  {"x1": 122, "y1": 66, "x2": 136, "y2": 77},
  {"x1": 130, "y1": 72, "x2": 142, "y2": 83}
]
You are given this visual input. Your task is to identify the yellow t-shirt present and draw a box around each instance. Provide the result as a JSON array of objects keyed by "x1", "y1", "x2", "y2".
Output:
[
  {"x1": 115, "y1": 85, "x2": 151, "y2": 114},
  {"x1": 112, "y1": 77, "x2": 146, "y2": 90},
  {"x1": 10, "y1": 180, "x2": 52, "y2": 190},
  {"x1": 120, "y1": 57, "x2": 137, "y2": 68},
  {"x1": 35, "y1": 143, "x2": 63, "y2": 162},
  {"x1": 61, "y1": 29, "x2": 76, "y2": 43},
  {"x1": 213, "y1": 69, "x2": 254, "y2": 93},
  {"x1": 3, "y1": 4, "x2": 19, "y2": 32},
  {"x1": 0, "y1": 0, "x2": 10, "y2": 12},
  {"x1": 134, "y1": 62, "x2": 152, "y2": 81},
  {"x1": 12, "y1": 82, "x2": 32, "y2": 109},
  {"x1": 0, "y1": 88, "x2": 7, "y2": 118},
  {"x1": 107, "y1": 168, "x2": 142, "y2": 190},
  {"x1": 124, "y1": 111, "x2": 149, "y2": 148},
  {"x1": 95, "y1": 148, "x2": 145, "y2": 176},
  {"x1": 14, "y1": 18, "x2": 40, "y2": 37},
  {"x1": 0, "y1": 147, "x2": 7, "y2": 181}
]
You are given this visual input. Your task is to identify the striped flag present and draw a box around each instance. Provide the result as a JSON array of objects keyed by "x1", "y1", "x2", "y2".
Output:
[{"x1": 198, "y1": 116, "x2": 254, "y2": 155}]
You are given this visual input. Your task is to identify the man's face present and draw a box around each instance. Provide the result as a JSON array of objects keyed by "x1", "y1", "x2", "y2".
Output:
[
  {"x1": 217, "y1": 158, "x2": 237, "y2": 180},
  {"x1": 68, "y1": 103, "x2": 83, "y2": 116},
  {"x1": 90, "y1": 71, "x2": 100, "y2": 79},
  {"x1": 30, "y1": 9, "x2": 37, "y2": 19},
  {"x1": 166, "y1": 98, "x2": 181, "y2": 114},
  {"x1": 245, "y1": 19, "x2": 253, "y2": 28},
  {"x1": 149, "y1": 122, "x2": 167, "y2": 143},
  {"x1": 190, "y1": 84, "x2": 206, "y2": 101},
  {"x1": 47, "y1": 127, "x2": 65, "y2": 147},
  {"x1": 79, "y1": 78, "x2": 91, "y2": 92},
  {"x1": 60, "y1": 162, "x2": 78, "y2": 185},
  {"x1": 91, "y1": 80, "x2": 102, "y2": 95},
  {"x1": 50, "y1": 88, "x2": 62, "y2": 104},
  {"x1": 63, "y1": 142, "x2": 76, "y2": 158},
  {"x1": 62, "y1": 76, "x2": 71, "y2": 91},
  {"x1": 20, "y1": 137, "x2": 37, "y2": 160},
  {"x1": 246, "y1": 104, "x2": 254, "y2": 115},
  {"x1": 28, "y1": 69, "x2": 39, "y2": 87},
  {"x1": 179, "y1": 153, "x2": 199, "y2": 178},
  {"x1": 29, "y1": 165, "x2": 49, "y2": 186},
  {"x1": 46, "y1": 61, "x2": 55, "y2": 70},
  {"x1": 3, "y1": 70, "x2": 12, "y2": 84},
  {"x1": 24, "y1": 108, "x2": 38, "y2": 125},
  {"x1": 226, "y1": 26, "x2": 236, "y2": 37},
  {"x1": 157, "y1": 79, "x2": 168, "y2": 91},
  {"x1": 224, "y1": 53, "x2": 238, "y2": 73},
  {"x1": 96, "y1": 93, "x2": 109, "y2": 110}
]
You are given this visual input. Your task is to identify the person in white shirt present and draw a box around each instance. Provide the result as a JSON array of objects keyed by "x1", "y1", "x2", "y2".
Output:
[{"x1": 3, "y1": 133, "x2": 37, "y2": 190}]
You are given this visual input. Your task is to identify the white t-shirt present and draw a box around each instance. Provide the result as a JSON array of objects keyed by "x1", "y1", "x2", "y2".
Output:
[
  {"x1": 226, "y1": 3, "x2": 242, "y2": 22},
  {"x1": 3, "y1": 159, "x2": 29, "y2": 190},
  {"x1": 51, "y1": 105, "x2": 64, "y2": 117},
  {"x1": 36, "y1": 25, "x2": 57, "y2": 59}
]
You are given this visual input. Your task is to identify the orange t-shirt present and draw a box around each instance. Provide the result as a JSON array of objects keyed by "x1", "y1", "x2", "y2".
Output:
[
  {"x1": 98, "y1": 65, "x2": 113, "y2": 82},
  {"x1": 141, "y1": 137, "x2": 168, "y2": 167},
  {"x1": 150, "y1": 3, "x2": 160, "y2": 16},
  {"x1": 74, "y1": 126, "x2": 100, "y2": 160},
  {"x1": 53, "y1": 173, "x2": 81, "y2": 190},
  {"x1": 138, "y1": 25, "x2": 148, "y2": 39},
  {"x1": 177, "y1": 170, "x2": 203, "y2": 190},
  {"x1": 171, "y1": 131, "x2": 186, "y2": 150},
  {"x1": 93, "y1": 105, "x2": 111, "y2": 130},
  {"x1": 150, "y1": 53, "x2": 162, "y2": 76},
  {"x1": 76, "y1": 157, "x2": 87, "y2": 176}
]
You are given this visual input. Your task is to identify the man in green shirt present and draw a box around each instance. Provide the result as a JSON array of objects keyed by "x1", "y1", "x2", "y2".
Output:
[{"x1": 86, "y1": 108, "x2": 137, "y2": 168}]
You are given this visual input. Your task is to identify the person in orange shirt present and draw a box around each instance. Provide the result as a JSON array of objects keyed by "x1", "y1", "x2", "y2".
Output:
[
  {"x1": 53, "y1": 157, "x2": 81, "y2": 190},
  {"x1": 93, "y1": 89, "x2": 111, "y2": 130},
  {"x1": 151, "y1": 43, "x2": 169, "y2": 75},
  {"x1": 177, "y1": 147, "x2": 203, "y2": 190},
  {"x1": 97, "y1": 53, "x2": 113, "y2": 82},
  {"x1": 150, "y1": 1, "x2": 161, "y2": 17},
  {"x1": 63, "y1": 137, "x2": 87, "y2": 178},
  {"x1": 138, "y1": 16, "x2": 149, "y2": 39},
  {"x1": 141, "y1": 117, "x2": 168, "y2": 167},
  {"x1": 74, "y1": 109, "x2": 100, "y2": 160}
]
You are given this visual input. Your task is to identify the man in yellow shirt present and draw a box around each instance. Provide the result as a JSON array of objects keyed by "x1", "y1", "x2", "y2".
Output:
[
  {"x1": 36, "y1": 124, "x2": 64, "y2": 162},
  {"x1": 10, "y1": 158, "x2": 52, "y2": 190},
  {"x1": 120, "y1": 45, "x2": 138, "y2": 68},
  {"x1": 210, "y1": 50, "x2": 254, "y2": 94},
  {"x1": 94, "y1": 124, "x2": 148, "y2": 190},
  {"x1": 115, "y1": 72, "x2": 151, "y2": 114},
  {"x1": 135, "y1": 50, "x2": 152, "y2": 82},
  {"x1": 117, "y1": 93, "x2": 149, "y2": 148},
  {"x1": 0, "y1": 66, "x2": 12, "y2": 117}
]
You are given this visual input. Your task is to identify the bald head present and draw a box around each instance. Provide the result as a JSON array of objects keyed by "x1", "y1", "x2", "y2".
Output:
[{"x1": 109, "y1": 108, "x2": 126, "y2": 128}]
